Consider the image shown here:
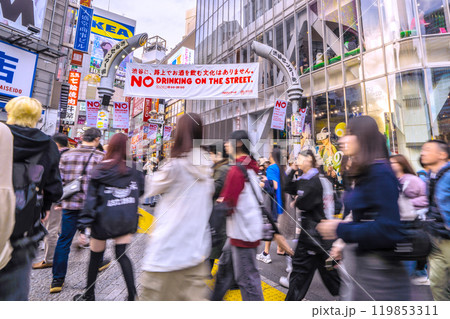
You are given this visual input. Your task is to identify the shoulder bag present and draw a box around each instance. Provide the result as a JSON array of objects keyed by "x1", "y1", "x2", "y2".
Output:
[{"x1": 61, "y1": 151, "x2": 95, "y2": 200}]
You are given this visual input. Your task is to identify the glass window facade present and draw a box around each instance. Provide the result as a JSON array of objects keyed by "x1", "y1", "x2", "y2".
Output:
[{"x1": 194, "y1": 0, "x2": 450, "y2": 168}]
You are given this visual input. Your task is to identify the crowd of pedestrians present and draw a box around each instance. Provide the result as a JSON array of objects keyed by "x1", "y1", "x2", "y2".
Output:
[{"x1": 0, "y1": 96, "x2": 448, "y2": 302}]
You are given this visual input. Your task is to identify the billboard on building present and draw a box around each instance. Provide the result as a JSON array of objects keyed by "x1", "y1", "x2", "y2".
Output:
[
  {"x1": 0, "y1": 41, "x2": 38, "y2": 102},
  {"x1": 169, "y1": 47, "x2": 194, "y2": 65},
  {"x1": 0, "y1": 0, "x2": 48, "y2": 38},
  {"x1": 89, "y1": 7, "x2": 136, "y2": 82}
]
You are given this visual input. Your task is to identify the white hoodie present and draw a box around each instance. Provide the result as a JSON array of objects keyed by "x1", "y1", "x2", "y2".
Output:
[
  {"x1": 0, "y1": 123, "x2": 15, "y2": 270},
  {"x1": 142, "y1": 148, "x2": 214, "y2": 272}
]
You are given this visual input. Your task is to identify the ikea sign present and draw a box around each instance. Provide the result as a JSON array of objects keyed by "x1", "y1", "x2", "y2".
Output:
[{"x1": 91, "y1": 15, "x2": 135, "y2": 40}]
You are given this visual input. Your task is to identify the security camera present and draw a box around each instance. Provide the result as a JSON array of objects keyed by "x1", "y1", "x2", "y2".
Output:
[{"x1": 27, "y1": 25, "x2": 41, "y2": 34}]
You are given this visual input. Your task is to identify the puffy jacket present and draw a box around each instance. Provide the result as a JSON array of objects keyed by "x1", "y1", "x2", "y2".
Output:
[
  {"x1": 399, "y1": 174, "x2": 428, "y2": 210},
  {"x1": 78, "y1": 161, "x2": 145, "y2": 240}
]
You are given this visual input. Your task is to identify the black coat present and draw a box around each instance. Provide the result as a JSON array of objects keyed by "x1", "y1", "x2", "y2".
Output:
[
  {"x1": 78, "y1": 162, "x2": 145, "y2": 240},
  {"x1": 7, "y1": 124, "x2": 63, "y2": 211},
  {"x1": 285, "y1": 169, "x2": 331, "y2": 251}
]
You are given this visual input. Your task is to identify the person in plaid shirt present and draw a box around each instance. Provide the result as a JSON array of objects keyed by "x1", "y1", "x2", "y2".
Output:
[{"x1": 50, "y1": 128, "x2": 105, "y2": 294}]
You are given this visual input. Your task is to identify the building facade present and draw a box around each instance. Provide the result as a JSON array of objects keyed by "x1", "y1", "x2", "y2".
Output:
[{"x1": 192, "y1": 0, "x2": 450, "y2": 170}]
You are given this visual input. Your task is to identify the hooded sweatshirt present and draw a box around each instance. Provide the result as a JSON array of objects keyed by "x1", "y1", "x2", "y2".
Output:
[
  {"x1": 78, "y1": 161, "x2": 145, "y2": 240},
  {"x1": 142, "y1": 148, "x2": 214, "y2": 272},
  {"x1": 220, "y1": 156, "x2": 263, "y2": 248},
  {"x1": 7, "y1": 125, "x2": 63, "y2": 212},
  {"x1": 0, "y1": 123, "x2": 15, "y2": 270}
]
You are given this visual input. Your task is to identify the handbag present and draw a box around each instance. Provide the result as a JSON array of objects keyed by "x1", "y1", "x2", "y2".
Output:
[
  {"x1": 237, "y1": 164, "x2": 277, "y2": 241},
  {"x1": 61, "y1": 151, "x2": 95, "y2": 200}
]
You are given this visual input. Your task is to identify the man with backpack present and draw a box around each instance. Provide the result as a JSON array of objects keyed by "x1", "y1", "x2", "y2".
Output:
[
  {"x1": 50, "y1": 128, "x2": 105, "y2": 294},
  {"x1": 0, "y1": 97, "x2": 63, "y2": 300},
  {"x1": 420, "y1": 139, "x2": 450, "y2": 301}
]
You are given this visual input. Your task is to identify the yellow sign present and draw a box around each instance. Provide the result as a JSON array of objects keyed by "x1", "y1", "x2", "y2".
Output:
[
  {"x1": 96, "y1": 110, "x2": 109, "y2": 130},
  {"x1": 91, "y1": 15, "x2": 135, "y2": 41}
]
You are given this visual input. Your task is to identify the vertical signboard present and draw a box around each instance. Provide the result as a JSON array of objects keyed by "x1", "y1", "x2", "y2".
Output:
[
  {"x1": 74, "y1": 5, "x2": 93, "y2": 53},
  {"x1": 291, "y1": 109, "x2": 307, "y2": 136},
  {"x1": 131, "y1": 97, "x2": 144, "y2": 117},
  {"x1": 65, "y1": 71, "x2": 81, "y2": 125},
  {"x1": 113, "y1": 101, "x2": 129, "y2": 129},
  {"x1": 270, "y1": 99, "x2": 288, "y2": 130},
  {"x1": 70, "y1": 50, "x2": 84, "y2": 66},
  {"x1": 148, "y1": 124, "x2": 158, "y2": 140},
  {"x1": 163, "y1": 126, "x2": 172, "y2": 141},
  {"x1": 86, "y1": 100, "x2": 100, "y2": 127},
  {"x1": 96, "y1": 109, "x2": 109, "y2": 130},
  {"x1": 143, "y1": 98, "x2": 152, "y2": 122}
]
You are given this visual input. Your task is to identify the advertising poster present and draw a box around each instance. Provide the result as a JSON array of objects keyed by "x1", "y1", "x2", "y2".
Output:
[
  {"x1": 124, "y1": 63, "x2": 259, "y2": 100},
  {"x1": 148, "y1": 124, "x2": 158, "y2": 140},
  {"x1": 143, "y1": 98, "x2": 152, "y2": 122},
  {"x1": 163, "y1": 126, "x2": 172, "y2": 141},
  {"x1": 89, "y1": 9, "x2": 136, "y2": 81},
  {"x1": 270, "y1": 99, "x2": 288, "y2": 130},
  {"x1": 86, "y1": 100, "x2": 100, "y2": 127},
  {"x1": 0, "y1": 0, "x2": 48, "y2": 37},
  {"x1": 131, "y1": 97, "x2": 144, "y2": 117},
  {"x1": 113, "y1": 101, "x2": 129, "y2": 129},
  {"x1": 77, "y1": 114, "x2": 86, "y2": 125},
  {"x1": 96, "y1": 109, "x2": 109, "y2": 130},
  {"x1": 292, "y1": 109, "x2": 307, "y2": 136}
]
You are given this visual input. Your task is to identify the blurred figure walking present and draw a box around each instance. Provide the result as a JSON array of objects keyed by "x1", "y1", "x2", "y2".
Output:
[
  {"x1": 140, "y1": 114, "x2": 214, "y2": 301},
  {"x1": 420, "y1": 140, "x2": 450, "y2": 301},
  {"x1": 73, "y1": 133, "x2": 144, "y2": 301},
  {"x1": 317, "y1": 116, "x2": 411, "y2": 301}
]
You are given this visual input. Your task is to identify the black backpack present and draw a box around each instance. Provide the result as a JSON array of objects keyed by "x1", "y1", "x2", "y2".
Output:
[{"x1": 11, "y1": 152, "x2": 45, "y2": 243}]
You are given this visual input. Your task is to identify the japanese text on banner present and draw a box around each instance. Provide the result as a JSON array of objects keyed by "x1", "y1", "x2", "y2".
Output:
[{"x1": 271, "y1": 100, "x2": 288, "y2": 131}]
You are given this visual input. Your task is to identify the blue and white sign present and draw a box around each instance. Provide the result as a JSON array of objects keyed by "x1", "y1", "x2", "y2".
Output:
[
  {"x1": 0, "y1": 41, "x2": 38, "y2": 101},
  {"x1": 74, "y1": 5, "x2": 93, "y2": 53}
]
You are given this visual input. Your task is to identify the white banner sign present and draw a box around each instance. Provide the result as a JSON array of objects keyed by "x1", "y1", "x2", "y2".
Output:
[
  {"x1": 271, "y1": 99, "x2": 288, "y2": 130},
  {"x1": 0, "y1": 1, "x2": 47, "y2": 37},
  {"x1": 0, "y1": 42, "x2": 38, "y2": 98},
  {"x1": 113, "y1": 102, "x2": 129, "y2": 129},
  {"x1": 148, "y1": 124, "x2": 158, "y2": 140},
  {"x1": 124, "y1": 63, "x2": 259, "y2": 100},
  {"x1": 163, "y1": 126, "x2": 172, "y2": 141},
  {"x1": 86, "y1": 100, "x2": 100, "y2": 127}
]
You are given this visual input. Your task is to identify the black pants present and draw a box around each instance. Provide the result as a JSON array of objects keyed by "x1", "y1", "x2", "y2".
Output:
[{"x1": 286, "y1": 242, "x2": 340, "y2": 301}]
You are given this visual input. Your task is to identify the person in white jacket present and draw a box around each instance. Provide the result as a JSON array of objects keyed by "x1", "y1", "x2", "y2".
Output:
[
  {"x1": 0, "y1": 122, "x2": 15, "y2": 272},
  {"x1": 140, "y1": 113, "x2": 214, "y2": 301}
]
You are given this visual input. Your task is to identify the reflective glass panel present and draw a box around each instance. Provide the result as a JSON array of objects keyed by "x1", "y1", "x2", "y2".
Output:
[
  {"x1": 297, "y1": 9, "x2": 310, "y2": 75},
  {"x1": 310, "y1": 1, "x2": 325, "y2": 68},
  {"x1": 416, "y1": 0, "x2": 449, "y2": 34},
  {"x1": 380, "y1": 0, "x2": 418, "y2": 42},
  {"x1": 341, "y1": 0, "x2": 360, "y2": 57},
  {"x1": 426, "y1": 67, "x2": 450, "y2": 143},
  {"x1": 285, "y1": 15, "x2": 296, "y2": 68},
  {"x1": 313, "y1": 93, "x2": 328, "y2": 142},
  {"x1": 326, "y1": 89, "x2": 346, "y2": 178},
  {"x1": 363, "y1": 48, "x2": 385, "y2": 79},
  {"x1": 360, "y1": 0, "x2": 383, "y2": 50},
  {"x1": 365, "y1": 77, "x2": 390, "y2": 136},
  {"x1": 346, "y1": 84, "x2": 364, "y2": 120},
  {"x1": 323, "y1": 0, "x2": 342, "y2": 62}
]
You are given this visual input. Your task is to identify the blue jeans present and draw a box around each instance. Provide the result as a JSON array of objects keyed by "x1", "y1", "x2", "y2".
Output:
[
  {"x1": 0, "y1": 245, "x2": 35, "y2": 300},
  {"x1": 52, "y1": 209, "x2": 80, "y2": 280}
]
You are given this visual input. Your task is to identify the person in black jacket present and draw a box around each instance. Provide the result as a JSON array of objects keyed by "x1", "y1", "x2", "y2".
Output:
[
  {"x1": 0, "y1": 97, "x2": 63, "y2": 301},
  {"x1": 284, "y1": 150, "x2": 340, "y2": 301},
  {"x1": 73, "y1": 133, "x2": 145, "y2": 301}
]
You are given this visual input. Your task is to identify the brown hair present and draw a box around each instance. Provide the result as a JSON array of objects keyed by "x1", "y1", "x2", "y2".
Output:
[
  {"x1": 344, "y1": 116, "x2": 389, "y2": 179},
  {"x1": 390, "y1": 154, "x2": 416, "y2": 175},
  {"x1": 103, "y1": 133, "x2": 128, "y2": 174},
  {"x1": 171, "y1": 113, "x2": 203, "y2": 158}
]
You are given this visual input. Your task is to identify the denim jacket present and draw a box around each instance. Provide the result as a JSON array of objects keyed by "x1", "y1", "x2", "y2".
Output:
[{"x1": 426, "y1": 162, "x2": 450, "y2": 238}]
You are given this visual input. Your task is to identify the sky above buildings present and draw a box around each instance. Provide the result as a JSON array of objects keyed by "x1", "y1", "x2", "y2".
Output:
[{"x1": 92, "y1": 0, "x2": 196, "y2": 51}]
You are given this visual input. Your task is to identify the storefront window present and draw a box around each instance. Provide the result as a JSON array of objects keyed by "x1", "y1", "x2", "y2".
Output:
[
  {"x1": 426, "y1": 67, "x2": 450, "y2": 143},
  {"x1": 365, "y1": 77, "x2": 390, "y2": 136},
  {"x1": 341, "y1": 0, "x2": 360, "y2": 57},
  {"x1": 380, "y1": 0, "x2": 418, "y2": 42},
  {"x1": 345, "y1": 84, "x2": 364, "y2": 120},
  {"x1": 285, "y1": 15, "x2": 295, "y2": 68},
  {"x1": 326, "y1": 89, "x2": 346, "y2": 177},
  {"x1": 416, "y1": 0, "x2": 449, "y2": 35},
  {"x1": 363, "y1": 48, "x2": 385, "y2": 80},
  {"x1": 309, "y1": 1, "x2": 325, "y2": 69},
  {"x1": 313, "y1": 93, "x2": 328, "y2": 143},
  {"x1": 359, "y1": 0, "x2": 383, "y2": 51},
  {"x1": 323, "y1": 0, "x2": 341, "y2": 62},
  {"x1": 297, "y1": 9, "x2": 310, "y2": 75},
  {"x1": 389, "y1": 70, "x2": 431, "y2": 167}
]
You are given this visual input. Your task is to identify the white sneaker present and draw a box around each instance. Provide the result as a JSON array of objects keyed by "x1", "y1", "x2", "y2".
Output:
[
  {"x1": 286, "y1": 256, "x2": 293, "y2": 273},
  {"x1": 411, "y1": 276, "x2": 430, "y2": 286},
  {"x1": 279, "y1": 275, "x2": 289, "y2": 288},
  {"x1": 256, "y1": 252, "x2": 272, "y2": 264}
]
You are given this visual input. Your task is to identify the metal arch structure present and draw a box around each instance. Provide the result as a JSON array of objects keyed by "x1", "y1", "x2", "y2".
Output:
[
  {"x1": 97, "y1": 33, "x2": 149, "y2": 107},
  {"x1": 251, "y1": 41, "x2": 303, "y2": 114}
]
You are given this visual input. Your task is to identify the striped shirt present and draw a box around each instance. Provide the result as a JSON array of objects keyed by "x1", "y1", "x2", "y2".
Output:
[{"x1": 60, "y1": 145, "x2": 104, "y2": 210}]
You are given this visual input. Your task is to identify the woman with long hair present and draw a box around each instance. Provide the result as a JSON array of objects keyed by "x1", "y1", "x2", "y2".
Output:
[
  {"x1": 390, "y1": 154, "x2": 429, "y2": 285},
  {"x1": 140, "y1": 113, "x2": 214, "y2": 301},
  {"x1": 317, "y1": 116, "x2": 411, "y2": 301},
  {"x1": 74, "y1": 133, "x2": 145, "y2": 301}
]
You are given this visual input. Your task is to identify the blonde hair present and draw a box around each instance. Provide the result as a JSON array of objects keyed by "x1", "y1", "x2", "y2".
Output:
[{"x1": 5, "y1": 96, "x2": 42, "y2": 128}]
